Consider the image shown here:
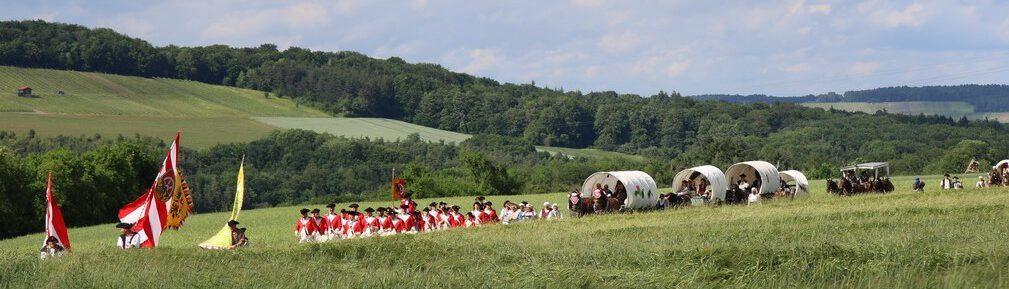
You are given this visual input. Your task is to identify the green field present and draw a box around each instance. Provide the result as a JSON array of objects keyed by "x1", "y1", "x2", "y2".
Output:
[
  {"x1": 255, "y1": 116, "x2": 644, "y2": 160},
  {"x1": 0, "y1": 66, "x2": 638, "y2": 158},
  {"x1": 5, "y1": 174, "x2": 1009, "y2": 287},
  {"x1": 254, "y1": 117, "x2": 473, "y2": 143},
  {"x1": 0, "y1": 66, "x2": 328, "y2": 148},
  {"x1": 802, "y1": 101, "x2": 975, "y2": 117}
]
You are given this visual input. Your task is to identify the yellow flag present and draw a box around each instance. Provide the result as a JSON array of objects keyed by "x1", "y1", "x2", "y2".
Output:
[
  {"x1": 199, "y1": 158, "x2": 244, "y2": 249},
  {"x1": 229, "y1": 158, "x2": 244, "y2": 221}
]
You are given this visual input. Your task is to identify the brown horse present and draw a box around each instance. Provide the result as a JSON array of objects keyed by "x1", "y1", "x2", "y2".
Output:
[
  {"x1": 826, "y1": 179, "x2": 842, "y2": 195},
  {"x1": 839, "y1": 179, "x2": 854, "y2": 195},
  {"x1": 568, "y1": 194, "x2": 594, "y2": 217}
]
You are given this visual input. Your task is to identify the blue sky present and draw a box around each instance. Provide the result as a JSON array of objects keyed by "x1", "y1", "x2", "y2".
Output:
[{"x1": 4, "y1": 0, "x2": 1009, "y2": 96}]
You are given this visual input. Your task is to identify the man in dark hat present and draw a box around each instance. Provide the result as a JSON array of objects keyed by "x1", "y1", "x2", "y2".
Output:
[
  {"x1": 116, "y1": 223, "x2": 142, "y2": 249},
  {"x1": 400, "y1": 192, "x2": 416, "y2": 213},
  {"x1": 376, "y1": 207, "x2": 392, "y2": 235},
  {"x1": 227, "y1": 220, "x2": 248, "y2": 248},
  {"x1": 310, "y1": 208, "x2": 326, "y2": 241},
  {"x1": 295, "y1": 208, "x2": 315, "y2": 243},
  {"x1": 324, "y1": 203, "x2": 340, "y2": 241},
  {"x1": 40, "y1": 236, "x2": 66, "y2": 259},
  {"x1": 361, "y1": 207, "x2": 379, "y2": 237},
  {"x1": 232, "y1": 228, "x2": 249, "y2": 248}
]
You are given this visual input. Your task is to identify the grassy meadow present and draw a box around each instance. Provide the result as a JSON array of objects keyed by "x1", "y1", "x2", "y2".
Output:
[
  {"x1": 802, "y1": 101, "x2": 975, "y2": 117},
  {"x1": 255, "y1": 116, "x2": 644, "y2": 160},
  {"x1": 1, "y1": 66, "x2": 640, "y2": 158},
  {"x1": 3, "y1": 173, "x2": 1009, "y2": 288},
  {"x1": 0, "y1": 66, "x2": 328, "y2": 148}
]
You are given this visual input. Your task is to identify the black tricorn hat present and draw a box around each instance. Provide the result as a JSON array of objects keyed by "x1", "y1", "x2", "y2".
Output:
[
  {"x1": 228, "y1": 220, "x2": 239, "y2": 226},
  {"x1": 326, "y1": 203, "x2": 336, "y2": 209},
  {"x1": 300, "y1": 208, "x2": 310, "y2": 214},
  {"x1": 349, "y1": 203, "x2": 360, "y2": 208},
  {"x1": 364, "y1": 207, "x2": 375, "y2": 213},
  {"x1": 377, "y1": 207, "x2": 387, "y2": 212},
  {"x1": 311, "y1": 208, "x2": 321, "y2": 213},
  {"x1": 116, "y1": 222, "x2": 133, "y2": 229},
  {"x1": 348, "y1": 211, "x2": 359, "y2": 216}
]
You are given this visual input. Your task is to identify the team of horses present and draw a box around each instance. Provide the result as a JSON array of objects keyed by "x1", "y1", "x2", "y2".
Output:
[
  {"x1": 567, "y1": 193, "x2": 622, "y2": 217},
  {"x1": 989, "y1": 167, "x2": 1009, "y2": 186},
  {"x1": 825, "y1": 177, "x2": 895, "y2": 195}
]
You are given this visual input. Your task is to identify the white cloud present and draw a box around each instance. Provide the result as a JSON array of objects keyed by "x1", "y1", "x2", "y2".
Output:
[
  {"x1": 99, "y1": 15, "x2": 154, "y2": 39},
  {"x1": 598, "y1": 31, "x2": 640, "y2": 53},
  {"x1": 629, "y1": 47, "x2": 690, "y2": 77},
  {"x1": 585, "y1": 65, "x2": 602, "y2": 78},
  {"x1": 860, "y1": 1, "x2": 932, "y2": 28},
  {"x1": 458, "y1": 48, "x2": 501, "y2": 74},
  {"x1": 570, "y1": 0, "x2": 606, "y2": 8},
  {"x1": 849, "y1": 61, "x2": 881, "y2": 75},
  {"x1": 201, "y1": 3, "x2": 329, "y2": 40},
  {"x1": 782, "y1": 63, "x2": 811, "y2": 73},
  {"x1": 665, "y1": 61, "x2": 690, "y2": 77},
  {"x1": 1000, "y1": 17, "x2": 1009, "y2": 43},
  {"x1": 808, "y1": 4, "x2": 831, "y2": 14}
]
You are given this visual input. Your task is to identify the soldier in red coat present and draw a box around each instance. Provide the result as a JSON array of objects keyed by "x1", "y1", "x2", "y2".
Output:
[
  {"x1": 324, "y1": 204, "x2": 341, "y2": 241},
  {"x1": 360, "y1": 207, "x2": 380, "y2": 237},
  {"x1": 482, "y1": 201, "x2": 498, "y2": 224},
  {"x1": 450, "y1": 206, "x2": 465, "y2": 228},
  {"x1": 411, "y1": 211, "x2": 426, "y2": 233},
  {"x1": 389, "y1": 210, "x2": 406, "y2": 234},
  {"x1": 294, "y1": 208, "x2": 317, "y2": 243},
  {"x1": 400, "y1": 192, "x2": 417, "y2": 214},
  {"x1": 310, "y1": 209, "x2": 327, "y2": 240}
]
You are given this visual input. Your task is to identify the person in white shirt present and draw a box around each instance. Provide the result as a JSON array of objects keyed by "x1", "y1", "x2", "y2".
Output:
[
  {"x1": 940, "y1": 174, "x2": 953, "y2": 190},
  {"x1": 40, "y1": 236, "x2": 65, "y2": 260},
  {"x1": 116, "y1": 223, "x2": 143, "y2": 249},
  {"x1": 547, "y1": 203, "x2": 562, "y2": 220},
  {"x1": 747, "y1": 189, "x2": 760, "y2": 205},
  {"x1": 976, "y1": 176, "x2": 986, "y2": 188}
]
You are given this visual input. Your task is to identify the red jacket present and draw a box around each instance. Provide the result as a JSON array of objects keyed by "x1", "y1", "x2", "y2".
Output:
[
  {"x1": 295, "y1": 217, "x2": 318, "y2": 235},
  {"x1": 325, "y1": 214, "x2": 341, "y2": 232},
  {"x1": 379, "y1": 216, "x2": 393, "y2": 230},
  {"x1": 391, "y1": 218, "x2": 406, "y2": 233},
  {"x1": 451, "y1": 214, "x2": 465, "y2": 228},
  {"x1": 484, "y1": 209, "x2": 498, "y2": 223}
]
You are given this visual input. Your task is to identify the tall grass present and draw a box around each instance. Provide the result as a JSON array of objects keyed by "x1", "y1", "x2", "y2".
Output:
[{"x1": 3, "y1": 174, "x2": 1008, "y2": 288}]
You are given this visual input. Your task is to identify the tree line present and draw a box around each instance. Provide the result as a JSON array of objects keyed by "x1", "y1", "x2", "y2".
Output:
[{"x1": 694, "y1": 84, "x2": 1009, "y2": 113}]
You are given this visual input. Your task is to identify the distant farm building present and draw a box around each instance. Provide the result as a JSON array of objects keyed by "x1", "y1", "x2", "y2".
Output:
[{"x1": 16, "y1": 86, "x2": 32, "y2": 97}]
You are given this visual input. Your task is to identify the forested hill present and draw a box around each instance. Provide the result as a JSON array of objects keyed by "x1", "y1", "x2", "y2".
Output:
[
  {"x1": 693, "y1": 85, "x2": 1009, "y2": 112},
  {"x1": 3, "y1": 20, "x2": 1009, "y2": 173}
]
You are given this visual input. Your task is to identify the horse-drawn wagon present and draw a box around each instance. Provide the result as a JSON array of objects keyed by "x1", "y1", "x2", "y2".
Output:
[
  {"x1": 670, "y1": 165, "x2": 728, "y2": 206},
  {"x1": 778, "y1": 170, "x2": 810, "y2": 198},
  {"x1": 827, "y1": 162, "x2": 894, "y2": 195},
  {"x1": 725, "y1": 161, "x2": 781, "y2": 203},
  {"x1": 569, "y1": 171, "x2": 658, "y2": 216}
]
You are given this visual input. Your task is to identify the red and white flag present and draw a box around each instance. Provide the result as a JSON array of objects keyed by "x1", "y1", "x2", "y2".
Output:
[
  {"x1": 42, "y1": 172, "x2": 71, "y2": 251},
  {"x1": 118, "y1": 132, "x2": 189, "y2": 247},
  {"x1": 132, "y1": 188, "x2": 167, "y2": 247}
]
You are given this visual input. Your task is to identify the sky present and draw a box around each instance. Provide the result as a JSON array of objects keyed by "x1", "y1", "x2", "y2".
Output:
[{"x1": 3, "y1": 0, "x2": 1009, "y2": 96}]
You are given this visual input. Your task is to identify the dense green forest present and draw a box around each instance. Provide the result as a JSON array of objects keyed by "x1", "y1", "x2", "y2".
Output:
[
  {"x1": 2, "y1": 20, "x2": 1007, "y2": 167},
  {"x1": 0, "y1": 130, "x2": 643, "y2": 239},
  {"x1": 694, "y1": 84, "x2": 1009, "y2": 112}
]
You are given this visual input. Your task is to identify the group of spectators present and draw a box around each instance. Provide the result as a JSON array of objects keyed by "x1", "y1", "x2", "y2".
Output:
[{"x1": 295, "y1": 194, "x2": 562, "y2": 243}]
